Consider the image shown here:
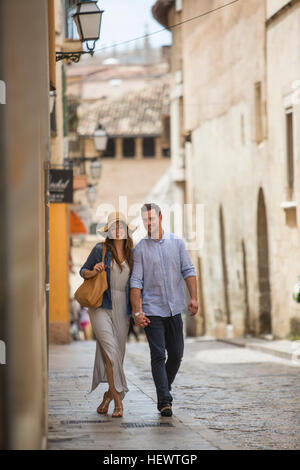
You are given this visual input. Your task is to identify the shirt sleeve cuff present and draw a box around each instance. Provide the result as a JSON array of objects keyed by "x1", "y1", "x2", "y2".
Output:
[
  {"x1": 182, "y1": 269, "x2": 196, "y2": 279},
  {"x1": 80, "y1": 268, "x2": 88, "y2": 278},
  {"x1": 130, "y1": 279, "x2": 143, "y2": 289}
]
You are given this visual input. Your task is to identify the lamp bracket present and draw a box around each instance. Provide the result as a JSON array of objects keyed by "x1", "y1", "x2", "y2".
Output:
[{"x1": 56, "y1": 50, "x2": 93, "y2": 63}]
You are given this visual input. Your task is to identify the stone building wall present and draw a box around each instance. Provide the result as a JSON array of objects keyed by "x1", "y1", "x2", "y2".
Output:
[
  {"x1": 266, "y1": 0, "x2": 300, "y2": 338},
  {"x1": 179, "y1": 0, "x2": 300, "y2": 338},
  {"x1": 180, "y1": 0, "x2": 272, "y2": 338}
]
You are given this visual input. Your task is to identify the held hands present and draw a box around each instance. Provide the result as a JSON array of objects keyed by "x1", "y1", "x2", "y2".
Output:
[
  {"x1": 188, "y1": 298, "x2": 198, "y2": 316},
  {"x1": 133, "y1": 312, "x2": 150, "y2": 328}
]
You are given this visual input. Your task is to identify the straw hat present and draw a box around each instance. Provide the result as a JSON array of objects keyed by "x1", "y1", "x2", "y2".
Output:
[{"x1": 97, "y1": 211, "x2": 137, "y2": 235}]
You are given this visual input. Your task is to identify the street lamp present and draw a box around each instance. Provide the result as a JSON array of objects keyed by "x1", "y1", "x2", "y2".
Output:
[
  {"x1": 94, "y1": 124, "x2": 108, "y2": 152},
  {"x1": 56, "y1": 1, "x2": 104, "y2": 62},
  {"x1": 73, "y1": 1, "x2": 104, "y2": 49},
  {"x1": 90, "y1": 159, "x2": 102, "y2": 179}
]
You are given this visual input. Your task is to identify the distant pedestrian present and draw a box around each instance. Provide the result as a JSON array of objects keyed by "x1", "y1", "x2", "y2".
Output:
[
  {"x1": 70, "y1": 297, "x2": 81, "y2": 341},
  {"x1": 79, "y1": 306, "x2": 93, "y2": 340},
  {"x1": 130, "y1": 203, "x2": 198, "y2": 417},
  {"x1": 80, "y1": 212, "x2": 136, "y2": 418}
]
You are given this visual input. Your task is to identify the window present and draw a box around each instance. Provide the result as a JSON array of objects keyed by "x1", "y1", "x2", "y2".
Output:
[
  {"x1": 143, "y1": 137, "x2": 155, "y2": 158},
  {"x1": 162, "y1": 115, "x2": 170, "y2": 148},
  {"x1": 50, "y1": 100, "x2": 57, "y2": 137},
  {"x1": 65, "y1": 0, "x2": 78, "y2": 39},
  {"x1": 79, "y1": 158, "x2": 86, "y2": 176},
  {"x1": 90, "y1": 222, "x2": 98, "y2": 235},
  {"x1": 69, "y1": 139, "x2": 80, "y2": 153},
  {"x1": 162, "y1": 114, "x2": 171, "y2": 158},
  {"x1": 255, "y1": 82, "x2": 263, "y2": 144},
  {"x1": 122, "y1": 138, "x2": 135, "y2": 158},
  {"x1": 286, "y1": 109, "x2": 294, "y2": 196},
  {"x1": 102, "y1": 138, "x2": 116, "y2": 158}
]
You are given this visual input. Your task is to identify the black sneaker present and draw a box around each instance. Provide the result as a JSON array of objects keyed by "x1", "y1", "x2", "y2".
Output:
[{"x1": 160, "y1": 405, "x2": 172, "y2": 417}]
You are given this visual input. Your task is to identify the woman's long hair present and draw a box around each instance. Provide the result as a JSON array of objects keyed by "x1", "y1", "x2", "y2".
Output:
[{"x1": 104, "y1": 225, "x2": 134, "y2": 273}]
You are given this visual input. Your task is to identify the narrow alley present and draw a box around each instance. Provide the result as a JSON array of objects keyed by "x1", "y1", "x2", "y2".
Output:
[{"x1": 2, "y1": 0, "x2": 300, "y2": 452}]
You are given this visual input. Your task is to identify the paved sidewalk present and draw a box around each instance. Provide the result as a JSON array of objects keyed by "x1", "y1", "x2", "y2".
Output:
[
  {"x1": 48, "y1": 341, "x2": 237, "y2": 450},
  {"x1": 217, "y1": 337, "x2": 300, "y2": 363}
]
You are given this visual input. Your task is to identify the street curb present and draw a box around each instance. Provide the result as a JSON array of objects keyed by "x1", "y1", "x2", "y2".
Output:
[{"x1": 217, "y1": 338, "x2": 300, "y2": 363}]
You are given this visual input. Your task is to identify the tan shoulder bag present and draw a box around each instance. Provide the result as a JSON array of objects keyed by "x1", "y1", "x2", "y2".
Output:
[{"x1": 74, "y1": 243, "x2": 108, "y2": 309}]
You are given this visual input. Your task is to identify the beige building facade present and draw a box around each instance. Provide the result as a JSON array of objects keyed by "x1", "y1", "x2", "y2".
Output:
[
  {"x1": 49, "y1": 0, "x2": 84, "y2": 345},
  {"x1": 266, "y1": 0, "x2": 300, "y2": 337},
  {"x1": 0, "y1": 0, "x2": 49, "y2": 450},
  {"x1": 0, "y1": 0, "x2": 85, "y2": 449},
  {"x1": 153, "y1": 0, "x2": 300, "y2": 339}
]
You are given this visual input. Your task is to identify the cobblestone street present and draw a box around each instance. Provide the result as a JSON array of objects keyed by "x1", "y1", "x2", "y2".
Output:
[{"x1": 48, "y1": 337, "x2": 300, "y2": 451}]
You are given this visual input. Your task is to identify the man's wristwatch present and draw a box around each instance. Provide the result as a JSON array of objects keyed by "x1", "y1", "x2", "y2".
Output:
[{"x1": 133, "y1": 312, "x2": 142, "y2": 317}]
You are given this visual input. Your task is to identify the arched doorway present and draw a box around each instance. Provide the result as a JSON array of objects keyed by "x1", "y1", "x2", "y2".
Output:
[
  {"x1": 241, "y1": 240, "x2": 250, "y2": 335},
  {"x1": 197, "y1": 256, "x2": 206, "y2": 335},
  {"x1": 219, "y1": 206, "x2": 231, "y2": 325},
  {"x1": 257, "y1": 188, "x2": 272, "y2": 335}
]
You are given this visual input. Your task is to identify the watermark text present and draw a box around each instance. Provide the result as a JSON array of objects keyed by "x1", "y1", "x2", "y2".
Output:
[{"x1": 94, "y1": 198, "x2": 205, "y2": 252}]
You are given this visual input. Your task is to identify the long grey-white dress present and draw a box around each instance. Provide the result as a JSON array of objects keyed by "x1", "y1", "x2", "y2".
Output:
[{"x1": 87, "y1": 259, "x2": 130, "y2": 399}]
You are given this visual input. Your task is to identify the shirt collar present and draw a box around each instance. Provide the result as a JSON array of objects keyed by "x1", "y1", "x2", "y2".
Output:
[
  {"x1": 145, "y1": 228, "x2": 166, "y2": 243},
  {"x1": 154, "y1": 229, "x2": 166, "y2": 243}
]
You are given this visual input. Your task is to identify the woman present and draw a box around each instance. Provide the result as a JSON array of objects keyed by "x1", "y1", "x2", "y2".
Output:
[{"x1": 79, "y1": 211, "x2": 136, "y2": 417}]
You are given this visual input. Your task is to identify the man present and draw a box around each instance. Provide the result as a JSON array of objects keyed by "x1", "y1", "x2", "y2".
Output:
[{"x1": 130, "y1": 203, "x2": 198, "y2": 417}]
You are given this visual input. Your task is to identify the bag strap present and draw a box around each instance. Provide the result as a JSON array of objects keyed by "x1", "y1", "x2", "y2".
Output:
[{"x1": 101, "y1": 242, "x2": 106, "y2": 263}]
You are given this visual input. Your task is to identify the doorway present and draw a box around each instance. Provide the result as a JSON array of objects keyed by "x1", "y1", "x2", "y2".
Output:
[
  {"x1": 241, "y1": 240, "x2": 250, "y2": 335},
  {"x1": 257, "y1": 188, "x2": 272, "y2": 335},
  {"x1": 219, "y1": 206, "x2": 231, "y2": 325}
]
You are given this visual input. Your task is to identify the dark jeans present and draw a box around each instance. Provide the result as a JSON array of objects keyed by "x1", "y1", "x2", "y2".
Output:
[{"x1": 144, "y1": 314, "x2": 184, "y2": 410}]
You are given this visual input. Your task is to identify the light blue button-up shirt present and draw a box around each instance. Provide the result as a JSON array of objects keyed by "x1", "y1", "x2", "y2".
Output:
[{"x1": 130, "y1": 231, "x2": 196, "y2": 317}]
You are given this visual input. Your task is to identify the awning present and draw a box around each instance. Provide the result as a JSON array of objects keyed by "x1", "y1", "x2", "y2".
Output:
[{"x1": 70, "y1": 210, "x2": 88, "y2": 234}]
